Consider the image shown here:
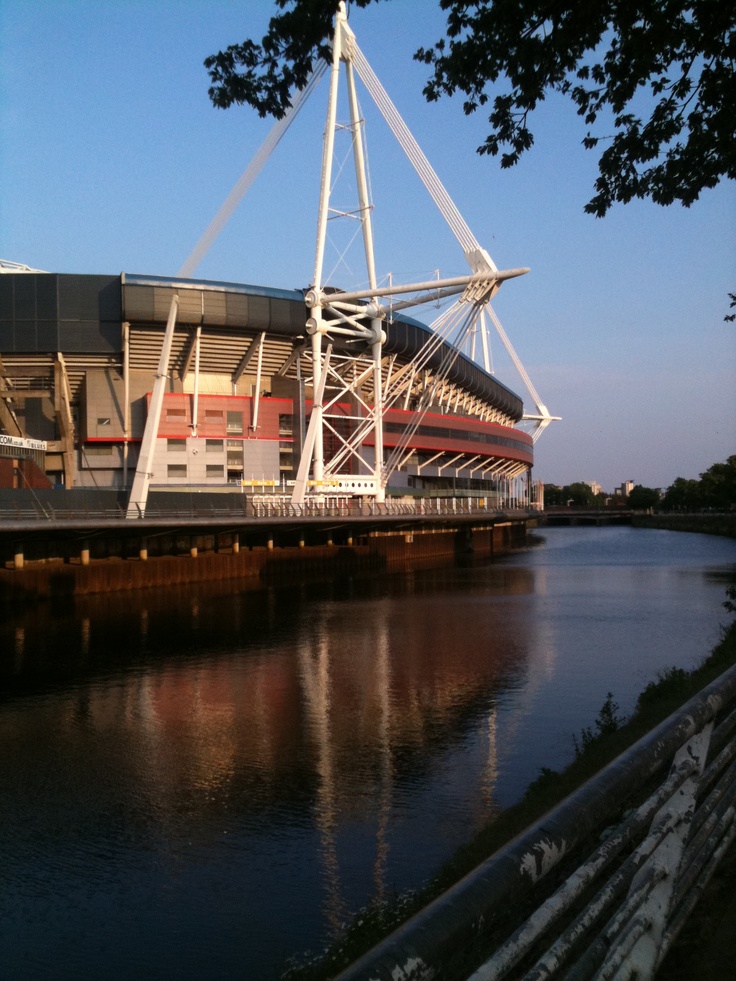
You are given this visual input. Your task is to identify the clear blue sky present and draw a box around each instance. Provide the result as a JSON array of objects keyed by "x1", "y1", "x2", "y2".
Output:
[{"x1": 2, "y1": 0, "x2": 734, "y2": 492}]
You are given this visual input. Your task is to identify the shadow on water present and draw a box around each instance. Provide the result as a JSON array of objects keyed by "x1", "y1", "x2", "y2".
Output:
[{"x1": 0, "y1": 527, "x2": 733, "y2": 979}]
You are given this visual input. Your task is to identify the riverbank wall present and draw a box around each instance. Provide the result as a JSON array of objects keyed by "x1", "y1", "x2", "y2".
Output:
[
  {"x1": 632, "y1": 513, "x2": 736, "y2": 538},
  {"x1": 0, "y1": 514, "x2": 528, "y2": 603}
]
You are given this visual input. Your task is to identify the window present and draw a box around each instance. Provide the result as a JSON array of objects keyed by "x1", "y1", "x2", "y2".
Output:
[
  {"x1": 167, "y1": 439, "x2": 186, "y2": 452},
  {"x1": 278, "y1": 415, "x2": 294, "y2": 474},
  {"x1": 166, "y1": 407, "x2": 187, "y2": 421},
  {"x1": 227, "y1": 440, "x2": 243, "y2": 465},
  {"x1": 226, "y1": 411, "x2": 243, "y2": 434},
  {"x1": 206, "y1": 464, "x2": 224, "y2": 479},
  {"x1": 205, "y1": 409, "x2": 224, "y2": 423},
  {"x1": 279, "y1": 442, "x2": 294, "y2": 473},
  {"x1": 167, "y1": 464, "x2": 187, "y2": 478},
  {"x1": 97, "y1": 417, "x2": 111, "y2": 427},
  {"x1": 84, "y1": 445, "x2": 112, "y2": 456},
  {"x1": 205, "y1": 439, "x2": 223, "y2": 453}
]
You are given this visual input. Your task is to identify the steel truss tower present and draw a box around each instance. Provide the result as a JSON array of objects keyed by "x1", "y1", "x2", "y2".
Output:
[
  {"x1": 290, "y1": 3, "x2": 554, "y2": 505},
  {"x1": 129, "y1": 2, "x2": 557, "y2": 516}
]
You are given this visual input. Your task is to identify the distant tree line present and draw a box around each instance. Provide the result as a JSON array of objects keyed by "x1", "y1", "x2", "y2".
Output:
[
  {"x1": 659, "y1": 455, "x2": 736, "y2": 512},
  {"x1": 544, "y1": 457, "x2": 736, "y2": 512},
  {"x1": 543, "y1": 482, "x2": 604, "y2": 508}
]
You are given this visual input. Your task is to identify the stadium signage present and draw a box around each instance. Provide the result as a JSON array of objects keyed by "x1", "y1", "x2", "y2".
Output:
[{"x1": 0, "y1": 434, "x2": 47, "y2": 452}]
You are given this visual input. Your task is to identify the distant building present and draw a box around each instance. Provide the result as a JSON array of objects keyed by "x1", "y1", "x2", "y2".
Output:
[
  {"x1": 584, "y1": 481, "x2": 602, "y2": 496},
  {"x1": 614, "y1": 481, "x2": 635, "y2": 497}
]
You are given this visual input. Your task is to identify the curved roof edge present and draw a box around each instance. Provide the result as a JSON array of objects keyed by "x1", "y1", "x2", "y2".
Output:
[{"x1": 122, "y1": 273, "x2": 524, "y2": 421}]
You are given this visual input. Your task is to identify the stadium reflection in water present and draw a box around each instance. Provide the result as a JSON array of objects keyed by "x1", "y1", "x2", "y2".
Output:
[{"x1": 0, "y1": 527, "x2": 734, "y2": 980}]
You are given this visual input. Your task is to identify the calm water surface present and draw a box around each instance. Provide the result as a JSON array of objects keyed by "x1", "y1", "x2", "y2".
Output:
[{"x1": 0, "y1": 526, "x2": 734, "y2": 979}]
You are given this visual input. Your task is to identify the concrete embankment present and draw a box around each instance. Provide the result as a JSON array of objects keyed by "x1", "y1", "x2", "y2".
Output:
[
  {"x1": 632, "y1": 512, "x2": 736, "y2": 537},
  {"x1": 0, "y1": 514, "x2": 529, "y2": 603}
]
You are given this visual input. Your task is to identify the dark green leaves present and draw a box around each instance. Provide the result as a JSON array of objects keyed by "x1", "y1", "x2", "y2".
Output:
[{"x1": 204, "y1": 0, "x2": 736, "y2": 215}]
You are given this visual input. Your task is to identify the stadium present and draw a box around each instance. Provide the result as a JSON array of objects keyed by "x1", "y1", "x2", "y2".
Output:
[
  {"x1": 0, "y1": 268, "x2": 536, "y2": 507},
  {"x1": 0, "y1": 7, "x2": 553, "y2": 514}
]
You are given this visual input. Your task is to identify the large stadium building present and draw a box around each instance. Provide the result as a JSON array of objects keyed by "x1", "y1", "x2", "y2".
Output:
[{"x1": 0, "y1": 270, "x2": 535, "y2": 505}]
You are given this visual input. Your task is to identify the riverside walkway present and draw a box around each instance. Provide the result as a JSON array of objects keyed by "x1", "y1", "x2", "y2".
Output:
[{"x1": 0, "y1": 490, "x2": 533, "y2": 598}]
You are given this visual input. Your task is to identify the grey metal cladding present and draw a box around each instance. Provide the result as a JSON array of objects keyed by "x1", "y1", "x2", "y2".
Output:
[
  {"x1": 177, "y1": 290, "x2": 203, "y2": 324},
  {"x1": 10, "y1": 322, "x2": 35, "y2": 350},
  {"x1": 269, "y1": 298, "x2": 292, "y2": 330},
  {"x1": 153, "y1": 287, "x2": 178, "y2": 322},
  {"x1": 0, "y1": 277, "x2": 14, "y2": 320},
  {"x1": 98, "y1": 322, "x2": 122, "y2": 352},
  {"x1": 58, "y1": 274, "x2": 120, "y2": 321},
  {"x1": 35, "y1": 275, "x2": 58, "y2": 319},
  {"x1": 0, "y1": 275, "x2": 58, "y2": 351},
  {"x1": 290, "y1": 299, "x2": 307, "y2": 331},
  {"x1": 13, "y1": 275, "x2": 37, "y2": 320},
  {"x1": 123, "y1": 285, "x2": 156, "y2": 321},
  {"x1": 98, "y1": 278, "x2": 122, "y2": 321},
  {"x1": 225, "y1": 292, "x2": 249, "y2": 326},
  {"x1": 59, "y1": 322, "x2": 102, "y2": 352},
  {"x1": 203, "y1": 291, "x2": 227, "y2": 325},
  {"x1": 247, "y1": 294, "x2": 270, "y2": 328},
  {"x1": 36, "y1": 321, "x2": 59, "y2": 350}
]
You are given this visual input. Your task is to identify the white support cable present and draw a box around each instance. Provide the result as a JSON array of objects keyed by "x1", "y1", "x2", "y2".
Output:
[
  {"x1": 351, "y1": 42, "x2": 486, "y2": 262},
  {"x1": 484, "y1": 302, "x2": 562, "y2": 438},
  {"x1": 485, "y1": 303, "x2": 546, "y2": 412},
  {"x1": 349, "y1": 30, "x2": 561, "y2": 444},
  {"x1": 178, "y1": 62, "x2": 327, "y2": 279},
  {"x1": 383, "y1": 299, "x2": 483, "y2": 479},
  {"x1": 480, "y1": 307, "x2": 492, "y2": 374}
]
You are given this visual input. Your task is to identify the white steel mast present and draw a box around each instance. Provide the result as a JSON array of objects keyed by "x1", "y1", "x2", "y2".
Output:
[
  {"x1": 291, "y1": 3, "x2": 541, "y2": 504},
  {"x1": 173, "y1": 1, "x2": 556, "y2": 505}
]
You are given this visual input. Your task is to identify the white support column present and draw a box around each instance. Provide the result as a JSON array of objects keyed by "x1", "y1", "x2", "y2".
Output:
[
  {"x1": 122, "y1": 320, "x2": 130, "y2": 486},
  {"x1": 313, "y1": 9, "x2": 342, "y2": 292},
  {"x1": 345, "y1": 48, "x2": 386, "y2": 496},
  {"x1": 126, "y1": 294, "x2": 179, "y2": 517},
  {"x1": 291, "y1": 346, "x2": 332, "y2": 505},
  {"x1": 416, "y1": 451, "x2": 444, "y2": 475},
  {"x1": 345, "y1": 55, "x2": 378, "y2": 293},
  {"x1": 311, "y1": 327, "x2": 325, "y2": 485},
  {"x1": 251, "y1": 331, "x2": 266, "y2": 431},
  {"x1": 191, "y1": 325, "x2": 201, "y2": 437},
  {"x1": 372, "y1": 322, "x2": 385, "y2": 502},
  {"x1": 307, "y1": 7, "x2": 343, "y2": 492}
]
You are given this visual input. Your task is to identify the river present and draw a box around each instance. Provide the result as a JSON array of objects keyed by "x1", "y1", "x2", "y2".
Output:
[{"x1": 0, "y1": 526, "x2": 734, "y2": 979}]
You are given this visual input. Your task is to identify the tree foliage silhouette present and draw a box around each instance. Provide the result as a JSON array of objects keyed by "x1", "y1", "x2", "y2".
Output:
[{"x1": 204, "y1": 0, "x2": 736, "y2": 217}]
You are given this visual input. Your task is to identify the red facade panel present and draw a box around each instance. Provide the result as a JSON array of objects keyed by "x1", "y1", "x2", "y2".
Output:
[
  {"x1": 150, "y1": 393, "x2": 292, "y2": 441},
  {"x1": 146, "y1": 395, "x2": 532, "y2": 465}
]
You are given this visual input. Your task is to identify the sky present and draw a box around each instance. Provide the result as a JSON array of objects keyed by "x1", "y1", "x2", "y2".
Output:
[{"x1": 1, "y1": 0, "x2": 734, "y2": 492}]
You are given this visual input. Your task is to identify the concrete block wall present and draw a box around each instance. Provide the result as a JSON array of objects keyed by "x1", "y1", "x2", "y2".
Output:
[{"x1": 148, "y1": 436, "x2": 280, "y2": 487}]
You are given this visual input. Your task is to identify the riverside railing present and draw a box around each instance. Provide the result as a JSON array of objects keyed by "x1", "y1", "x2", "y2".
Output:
[
  {"x1": 0, "y1": 497, "x2": 533, "y2": 523},
  {"x1": 335, "y1": 663, "x2": 736, "y2": 981}
]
